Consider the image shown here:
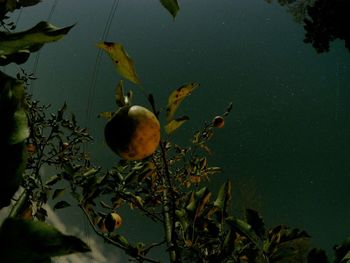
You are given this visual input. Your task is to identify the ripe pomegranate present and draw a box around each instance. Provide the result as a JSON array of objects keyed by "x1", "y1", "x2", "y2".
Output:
[{"x1": 104, "y1": 105, "x2": 160, "y2": 160}]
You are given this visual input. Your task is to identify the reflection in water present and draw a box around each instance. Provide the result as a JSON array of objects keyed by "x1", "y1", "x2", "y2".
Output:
[
  {"x1": 266, "y1": 0, "x2": 315, "y2": 22},
  {"x1": 267, "y1": 0, "x2": 350, "y2": 53}
]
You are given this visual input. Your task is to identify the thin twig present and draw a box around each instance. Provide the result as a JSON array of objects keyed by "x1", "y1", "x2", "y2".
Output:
[
  {"x1": 79, "y1": 204, "x2": 161, "y2": 263},
  {"x1": 119, "y1": 192, "x2": 164, "y2": 223}
]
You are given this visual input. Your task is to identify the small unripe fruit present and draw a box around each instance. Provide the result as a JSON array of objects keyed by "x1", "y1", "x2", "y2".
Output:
[
  {"x1": 212, "y1": 116, "x2": 225, "y2": 128},
  {"x1": 98, "y1": 212, "x2": 123, "y2": 233}
]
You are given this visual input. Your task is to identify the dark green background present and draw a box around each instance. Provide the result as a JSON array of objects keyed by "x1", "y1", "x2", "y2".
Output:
[{"x1": 2, "y1": 0, "x2": 350, "y2": 261}]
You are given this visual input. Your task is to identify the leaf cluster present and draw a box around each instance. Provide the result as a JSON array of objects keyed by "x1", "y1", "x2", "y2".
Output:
[
  {"x1": 23, "y1": 97, "x2": 92, "y2": 220},
  {"x1": 0, "y1": 71, "x2": 28, "y2": 208},
  {"x1": 1, "y1": 3, "x2": 90, "y2": 262},
  {"x1": 0, "y1": 217, "x2": 90, "y2": 263},
  {"x1": 0, "y1": 0, "x2": 41, "y2": 26},
  {"x1": 266, "y1": 0, "x2": 350, "y2": 53},
  {"x1": 3, "y1": 2, "x2": 350, "y2": 263}
]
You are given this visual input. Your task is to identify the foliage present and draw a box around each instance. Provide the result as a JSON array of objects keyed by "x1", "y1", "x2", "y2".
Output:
[
  {"x1": 303, "y1": 0, "x2": 350, "y2": 53},
  {"x1": 166, "y1": 82, "x2": 199, "y2": 123},
  {"x1": 24, "y1": 97, "x2": 92, "y2": 219},
  {"x1": 160, "y1": 0, "x2": 180, "y2": 19},
  {"x1": 266, "y1": 0, "x2": 350, "y2": 53},
  {"x1": 19, "y1": 90, "x2": 350, "y2": 262},
  {"x1": 97, "y1": 42, "x2": 140, "y2": 84},
  {"x1": 0, "y1": 71, "x2": 28, "y2": 208},
  {"x1": 0, "y1": 217, "x2": 90, "y2": 263},
  {"x1": 0, "y1": 2, "x2": 89, "y2": 262},
  {"x1": 0, "y1": 21, "x2": 74, "y2": 65},
  {"x1": 0, "y1": 0, "x2": 41, "y2": 23},
  {"x1": 2, "y1": 1, "x2": 350, "y2": 263}
]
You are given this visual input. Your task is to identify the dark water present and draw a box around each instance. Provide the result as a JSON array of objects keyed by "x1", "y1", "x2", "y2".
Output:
[{"x1": 2, "y1": 0, "x2": 350, "y2": 262}]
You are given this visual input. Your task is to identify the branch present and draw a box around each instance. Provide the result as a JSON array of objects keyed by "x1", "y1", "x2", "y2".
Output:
[
  {"x1": 79, "y1": 204, "x2": 161, "y2": 263},
  {"x1": 159, "y1": 141, "x2": 178, "y2": 263},
  {"x1": 119, "y1": 192, "x2": 163, "y2": 223},
  {"x1": 148, "y1": 94, "x2": 179, "y2": 262}
]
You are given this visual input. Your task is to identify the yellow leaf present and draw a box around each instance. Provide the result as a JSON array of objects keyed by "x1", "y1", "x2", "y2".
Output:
[
  {"x1": 115, "y1": 80, "x2": 125, "y2": 107},
  {"x1": 97, "y1": 42, "x2": 140, "y2": 84},
  {"x1": 195, "y1": 190, "x2": 212, "y2": 219},
  {"x1": 115, "y1": 80, "x2": 133, "y2": 107},
  {"x1": 98, "y1": 111, "x2": 114, "y2": 120},
  {"x1": 164, "y1": 116, "x2": 189, "y2": 134},
  {"x1": 166, "y1": 82, "x2": 199, "y2": 122}
]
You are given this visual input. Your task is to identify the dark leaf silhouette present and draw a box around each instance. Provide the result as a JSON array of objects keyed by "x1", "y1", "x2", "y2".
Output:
[
  {"x1": 160, "y1": 0, "x2": 180, "y2": 19},
  {"x1": 0, "y1": 22, "x2": 74, "y2": 65},
  {"x1": 0, "y1": 218, "x2": 90, "y2": 262},
  {"x1": 0, "y1": 72, "x2": 28, "y2": 208}
]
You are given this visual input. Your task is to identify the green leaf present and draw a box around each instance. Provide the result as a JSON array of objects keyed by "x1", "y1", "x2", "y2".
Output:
[
  {"x1": 207, "y1": 166, "x2": 223, "y2": 174},
  {"x1": 110, "y1": 233, "x2": 130, "y2": 248},
  {"x1": 0, "y1": 22, "x2": 74, "y2": 65},
  {"x1": 222, "y1": 229, "x2": 236, "y2": 256},
  {"x1": 1, "y1": 0, "x2": 41, "y2": 16},
  {"x1": 18, "y1": 0, "x2": 42, "y2": 8},
  {"x1": 0, "y1": 72, "x2": 28, "y2": 208},
  {"x1": 166, "y1": 82, "x2": 199, "y2": 122},
  {"x1": 17, "y1": 0, "x2": 42, "y2": 7},
  {"x1": 0, "y1": 142, "x2": 26, "y2": 208},
  {"x1": 0, "y1": 217, "x2": 90, "y2": 262},
  {"x1": 0, "y1": 72, "x2": 29, "y2": 144},
  {"x1": 269, "y1": 225, "x2": 310, "y2": 245},
  {"x1": 213, "y1": 180, "x2": 232, "y2": 216},
  {"x1": 265, "y1": 225, "x2": 311, "y2": 261},
  {"x1": 185, "y1": 192, "x2": 197, "y2": 212},
  {"x1": 10, "y1": 109, "x2": 29, "y2": 144},
  {"x1": 53, "y1": 200, "x2": 71, "y2": 210},
  {"x1": 334, "y1": 237, "x2": 350, "y2": 263},
  {"x1": 45, "y1": 175, "x2": 61, "y2": 186},
  {"x1": 195, "y1": 186, "x2": 208, "y2": 199},
  {"x1": 245, "y1": 208, "x2": 266, "y2": 239},
  {"x1": 159, "y1": 0, "x2": 180, "y2": 19},
  {"x1": 0, "y1": 0, "x2": 41, "y2": 20},
  {"x1": 175, "y1": 209, "x2": 190, "y2": 235},
  {"x1": 82, "y1": 167, "x2": 99, "y2": 177},
  {"x1": 194, "y1": 188, "x2": 211, "y2": 219},
  {"x1": 164, "y1": 115, "x2": 189, "y2": 134},
  {"x1": 185, "y1": 187, "x2": 211, "y2": 219},
  {"x1": 226, "y1": 216, "x2": 260, "y2": 248},
  {"x1": 97, "y1": 41, "x2": 140, "y2": 84}
]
